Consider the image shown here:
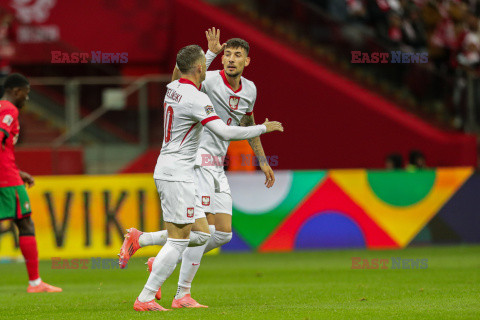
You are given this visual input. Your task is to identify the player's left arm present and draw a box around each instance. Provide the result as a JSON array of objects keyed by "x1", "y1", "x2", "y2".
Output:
[{"x1": 240, "y1": 112, "x2": 276, "y2": 188}]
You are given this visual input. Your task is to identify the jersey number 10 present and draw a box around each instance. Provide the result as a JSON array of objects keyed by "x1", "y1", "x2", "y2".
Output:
[{"x1": 164, "y1": 103, "x2": 174, "y2": 143}]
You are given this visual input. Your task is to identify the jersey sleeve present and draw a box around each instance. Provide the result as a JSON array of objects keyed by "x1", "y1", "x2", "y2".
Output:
[
  {"x1": 205, "y1": 119, "x2": 266, "y2": 141},
  {"x1": 246, "y1": 83, "x2": 257, "y2": 116},
  {"x1": 0, "y1": 106, "x2": 16, "y2": 137},
  {"x1": 191, "y1": 94, "x2": 220, "y2": 126},
  {"x1": 205, "y1": 50, "x2": 217, "y2": 70}
]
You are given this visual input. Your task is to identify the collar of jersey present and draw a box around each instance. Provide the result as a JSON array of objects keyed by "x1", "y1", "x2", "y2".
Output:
[
  {"x1": 179, "y1": 78, "x2": 201, "y2": 91},
  {"x1": 220, "y1": 70, "x2": 242, "y2": 93}
]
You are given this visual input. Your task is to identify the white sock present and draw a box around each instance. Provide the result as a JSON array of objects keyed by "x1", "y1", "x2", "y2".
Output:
[
  {"x1": 204, "y1": 230, "x2": 232, "y2": 253},
  {"x1": 139, "y1": 231, "x2": 168, "y2": 247},
  {"x1": 175, "y1": 286, "x2": 190, "y2": 299},
  {"x1": 29, "y1": 277, "x2": 42, "y2": 286},
  {"x1": 176, "y1": 242, "x2": 208, "y2": 299},
  {"x1": 138, "y1": 238, "x2": 189, "y2": 302},
  {"x1": 138, "y1": 288, "x2": 157, "y2": 302}
]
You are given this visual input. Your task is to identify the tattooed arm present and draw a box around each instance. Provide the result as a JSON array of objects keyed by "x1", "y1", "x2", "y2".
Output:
[{"x1": 240, "y1": 113, "x2": 276, "y2": 188}]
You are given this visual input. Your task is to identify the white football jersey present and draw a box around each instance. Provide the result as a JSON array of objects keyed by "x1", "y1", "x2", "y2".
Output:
[
  {"x1": 154, "y1": 78, "x2": 220, "y2": 182},
  {"x1": 196, "y1": 70, "x2": 257, "y2": 171}
]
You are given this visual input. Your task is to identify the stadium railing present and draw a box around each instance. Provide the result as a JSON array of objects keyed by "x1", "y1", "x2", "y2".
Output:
[{"x1": 26, "y1": 75, "x2": 171, "y2": 174}]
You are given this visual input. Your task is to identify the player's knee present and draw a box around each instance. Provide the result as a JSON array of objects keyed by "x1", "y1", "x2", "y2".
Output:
[
  {"x1": 190, "y1": 231, "x2": 211, "y2": 246},
  {"x1": 197, "y1": 231, "x2": 211, "y2": 245},
  {"x1": 214, "y1": 231, "x2": 232, "y2": 246}
]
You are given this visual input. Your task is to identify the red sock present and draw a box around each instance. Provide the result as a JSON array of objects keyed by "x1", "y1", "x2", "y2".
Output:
[{"x1": 19, "y1": 235, "x2": 40, "y2": 281}]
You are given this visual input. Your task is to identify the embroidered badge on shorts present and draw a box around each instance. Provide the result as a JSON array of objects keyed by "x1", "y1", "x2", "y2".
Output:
[
  {"x1": 187, "y1": 207, "x2": 194, "y2": 218},
  {"x1": 202, "y1": 196, "x2": 210, "y2": 206}
]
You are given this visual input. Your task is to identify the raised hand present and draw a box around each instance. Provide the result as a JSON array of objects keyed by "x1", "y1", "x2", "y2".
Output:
[
  {"x1": 206, "y1": 27, "x2": 226, "y2": 54},
  {"x1": 263, "y1": 118, "x2": 284, "y2": 133}
]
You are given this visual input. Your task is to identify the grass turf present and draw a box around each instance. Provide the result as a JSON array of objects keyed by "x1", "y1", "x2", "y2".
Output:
[{"x1": 0, "y1": 245, "x2": 479, "y2": 319}]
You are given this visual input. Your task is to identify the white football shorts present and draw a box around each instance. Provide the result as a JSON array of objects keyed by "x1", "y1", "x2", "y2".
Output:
[
  {"x1": 194, "y1": 166, "x2": 232, "y2": 215},
  {"x1": 154, "y1": 179, "x2": 205, "y2": 224}
]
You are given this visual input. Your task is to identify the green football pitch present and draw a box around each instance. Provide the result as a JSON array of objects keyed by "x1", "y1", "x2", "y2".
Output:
[{"x1": 1, "y1": 245, "x2": 479, "y2": 319}]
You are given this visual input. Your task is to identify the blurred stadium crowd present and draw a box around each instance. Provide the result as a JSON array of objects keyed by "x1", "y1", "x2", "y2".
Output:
[
  {"x1": 254, "y1": 0, "x2": 480, "y2": 72},
  {"x1": 318, "y1": 0, "x2": 480, "y2": 72},
  {"x1": 223, "y1": 0, "x2": 480, "y2": 130},
  {"x1": 0, "y1": 8, "x2": 14, "y2": 78}
]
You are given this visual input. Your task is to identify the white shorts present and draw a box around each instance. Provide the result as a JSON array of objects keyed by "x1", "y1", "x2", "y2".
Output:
[
  {"x1": 155, "y1": 179, "x2": 205, "y2": 224},
  {"x1": 194, "y1": 166, "x2": 232, "y2": 215}
]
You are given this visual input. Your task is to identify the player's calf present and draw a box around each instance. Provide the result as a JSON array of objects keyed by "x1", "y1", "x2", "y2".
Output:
[{"x1": 146, "y1": 257, "x2": 162, "y2": 300}]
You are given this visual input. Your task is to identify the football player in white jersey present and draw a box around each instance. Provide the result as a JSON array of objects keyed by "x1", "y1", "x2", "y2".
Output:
[
  {"x1": 122, "y1": 28, "x2": 281, "y2": 308},
  {"x1": 120, "y1": 43, "x2": 283, "y2": 311},
  {"x1": 175, "y1": 30, "x2": 278, "y2": 303},
  {"x1": 197, "y1": 34, "x2": 274, "y2": 251}
]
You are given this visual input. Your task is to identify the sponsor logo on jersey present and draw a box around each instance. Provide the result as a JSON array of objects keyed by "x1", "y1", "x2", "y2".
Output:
[
  {"x1": 187, "y1": 207, "x2": 194, "y2": 218},
  {"x1": 2, "y1": 114, "x2": 14, "y2": 126},
  {"x1": 229, "y1": 96, "x2": 240, "y2": 111},
  {"x1": 202, "y1": 196, "x2": 210, "y2": 206},
  {"x1": 204, "y1": 105, "x2": 214, "y2": 115}
]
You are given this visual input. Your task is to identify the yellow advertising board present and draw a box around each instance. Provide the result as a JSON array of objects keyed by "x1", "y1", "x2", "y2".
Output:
[{"x1": 0, "y1": 174, "x2": 166, "y2": 259}]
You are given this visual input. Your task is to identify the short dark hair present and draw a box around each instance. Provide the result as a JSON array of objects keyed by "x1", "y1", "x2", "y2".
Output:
[
  {"x1": 226, "y1": 38, "x2": 250, "y2": 55},
  {"x1": 409, "y1": 150, "x2": 424, "y2": 165},
  {"x1": 386, "y1": 153, "x2": 403, "y2": 169},
  {"x1": 176, "y1": 45, "x2": 204, "y2": 74},
  {"x1": 3, "y1": 73, "x2": 29, "y2": 90}
]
